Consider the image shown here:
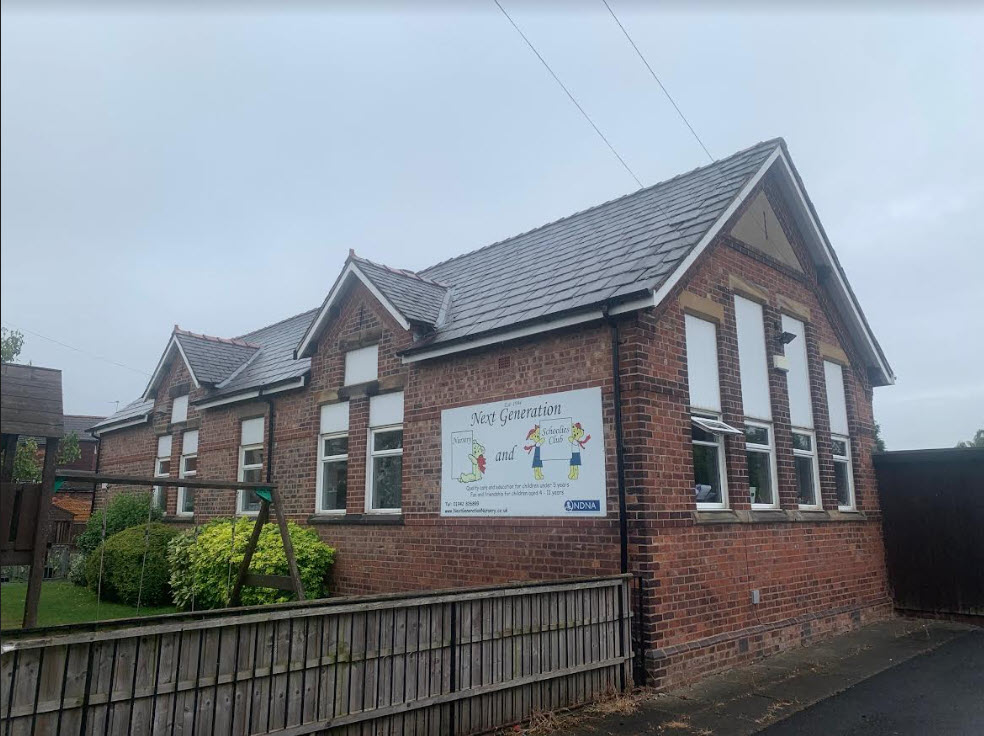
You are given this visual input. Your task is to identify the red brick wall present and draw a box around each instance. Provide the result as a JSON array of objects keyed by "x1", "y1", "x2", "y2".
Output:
[{"x1": 96, "y1": 170, "x2": 890, "y2": 689}]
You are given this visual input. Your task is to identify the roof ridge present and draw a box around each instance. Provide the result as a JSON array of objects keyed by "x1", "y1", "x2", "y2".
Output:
[
  {"x1": 420, "y1": 138, "x2": 783, "y2": 275},
  {"x1": 352, "y1": 253, "x2": 450, "y2": 288},
  {"x1": 235, "y1": 306, "x2": 320, "y2": 341},
  {"x1": 173, "y1": 326, "x2": 259, "y2": 349}
]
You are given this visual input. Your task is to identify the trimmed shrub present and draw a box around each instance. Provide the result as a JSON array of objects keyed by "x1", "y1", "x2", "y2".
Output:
[
  {"x1": 168, "y1": 518, "x2": 336, "y2": 610},
  {"x1": 86, "y1": 523, "x2": 178, "y2": 606},
  {"x1": 76, "y1": 491, "x2": 163, "y2": 555},
  {"x1": 68, "y1": 552, "x2": 87, "y2": 587}
]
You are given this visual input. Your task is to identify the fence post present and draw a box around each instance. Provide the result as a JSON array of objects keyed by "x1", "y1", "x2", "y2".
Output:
[{"x1": 448, "y1": 600, "x2": 457, "y2": 736}]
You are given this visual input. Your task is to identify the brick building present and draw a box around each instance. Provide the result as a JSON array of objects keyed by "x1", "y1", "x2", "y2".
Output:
[{"x1": 91, "y1": 139, "x2": 894, "y2": 687}]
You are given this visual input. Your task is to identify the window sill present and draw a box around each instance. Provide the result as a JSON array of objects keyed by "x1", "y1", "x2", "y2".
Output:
[
  {"x1": 694, "y1": 508, "x2": 870, "y2": 525},
  {"x1": 828, "y1": 509, "x2": 867, "y2": 521},
  {"x1": 161, "y1": 515, "x2": 196, "y2": 524},
  {"x1": 693, "y1": 509, "x2": 741, "y2": 525},
  {"x1": 307, "y1": 513, "x2": 404, "y2": 526}
]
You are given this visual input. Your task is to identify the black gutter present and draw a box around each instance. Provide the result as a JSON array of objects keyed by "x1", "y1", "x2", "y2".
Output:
[{"x1": 603, "y1": 305, "x2": 630, "y2": 575}]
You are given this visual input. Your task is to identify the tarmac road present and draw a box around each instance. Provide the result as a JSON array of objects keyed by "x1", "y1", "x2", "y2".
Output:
[{"x1": 758, "y1": 628, "x2": 984, "y2": 736}]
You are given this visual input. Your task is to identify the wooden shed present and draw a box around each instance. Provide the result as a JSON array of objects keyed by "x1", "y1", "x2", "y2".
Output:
[{"x1": 1, "y1": 363, "x2": 64, "y2": 627}]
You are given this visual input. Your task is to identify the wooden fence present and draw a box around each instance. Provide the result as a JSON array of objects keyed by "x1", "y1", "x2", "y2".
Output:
[{"x1": 0, "y1": 575, "x2": 632, "y2": 735}]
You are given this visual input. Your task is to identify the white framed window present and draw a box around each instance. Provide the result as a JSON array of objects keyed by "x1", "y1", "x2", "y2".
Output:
[
  {"x1": 177, "y1": 429, "x2": 198, "y2": 516},
  {"x1": 238, "y1": 417, "x2": 265, "y2": 514},
  {"x1": 153, "y1": 434, "x2": 172, "y2": 512},
  {"x1": 824, "y1": 360, "x2": 855, "y2": 510},
  {"x1": 692, "y1": 415, "x2": 732, "y2": 509},
  {"x1": 366, "y1": 392, "x2": 404, "y2": 513},
  {"x1": 344, "y1": 344, "x2": 379, "y2": 386},
  {"x1": 781, "y1": 315, "x2": 814, "y2": 429},
  {"x1": 792, "y1": 430, "x2": 822, "y2": 508},
  {"x1": 171, "y1": 394, "x2": 189, "y2": 424},
  {"x1": 734, "y1": 296, "x2": 772, "y2": 422},
  {"x1": 317, "y1": 402, "x2": 349, "y2": 514},
  {"x1": 832, "y1": 436, "x2": 855, "y2": 510},
  {"x1": 745, "y1": 421, "x2": 778, "y2": 508},
  {"x1": 684, "y1": 314, "x2": 722, "y2": 414}
]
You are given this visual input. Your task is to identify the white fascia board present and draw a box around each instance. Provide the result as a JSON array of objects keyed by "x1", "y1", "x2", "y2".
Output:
[
  {"x1": 194, "y1": 390, "x2": 261, "y2": 410},
  {"x1": 90, "y1": 415, "x2": 150, "y2": 437},
  {"x1": 141, "y1": 335, "x2": 201, "y2": 400},
  {"x1": 296, "y1": 262, "x2": 411, "y2": 359},
  {"x1": 402, "y1": 309, "x2": 606, "y2": 364},
  {"x1": 651, "y1": 147, "x2": 781, "y2": 309},
  {"x1": 772, "y1": 150, "x2": 894, "y2": 385},
  {"x1": 193, "y1": 376, "x2": 306, "y2": 411}
]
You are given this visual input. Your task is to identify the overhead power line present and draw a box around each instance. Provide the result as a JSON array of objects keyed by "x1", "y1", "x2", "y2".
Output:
[
  {"x1": 2, "y1": 321, "x2": 151, "y2": 376},
  {"x1": 602, "y1": 0, "x2": 714, "y2": 162},
  {"x1": 493, "y1": 0, "x2": 644, "y2": 189}
]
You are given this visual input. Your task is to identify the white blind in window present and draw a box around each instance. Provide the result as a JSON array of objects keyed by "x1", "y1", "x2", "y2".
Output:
[
  {"x1": 344, "y1": 344, "x2": 379, "y2": 385},
  {"x1": 734, "y1": 296, "x2": 772, "y2": 420},
  {"x1": 157, "y1": 434, "x2": 172, "y2": 458},
  {"x1": 781, "y1": 315, "x2": 813, "y2": 429},
  {"x1": 171, "y1": 394, "x2": 189, "y2": 423},
  {"x1": 241, "y1": 417, "x2": 264, "y2": 446},
  {"x1": 684, "y1": 314, "x2": 721, "y2": 413},
  {"x1": 320, "y1": 402, "x2": 349, "y2": 434},
  {"x1": 369, "y1": 391, "x2": 404, "y2": 427},
  {"x1": 824, "y1": 361, "x2": 850, "y2": 436},
  {"x1": 182, "y1": 430, "x2": 199, "y2": 455}
]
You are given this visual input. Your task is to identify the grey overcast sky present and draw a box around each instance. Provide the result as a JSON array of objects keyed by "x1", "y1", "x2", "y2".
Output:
[{"x1": 1, "y1": 2, "x2": 981, "y2": 449}]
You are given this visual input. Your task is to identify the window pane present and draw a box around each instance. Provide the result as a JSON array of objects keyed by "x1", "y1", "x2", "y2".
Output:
[
  {"x1": 747, "y1": 451, "x2": 773, "y2": 505},
  {"x1": 243, "y1": 448, "x2": 263, "y2": 466},
  {"x1": 792, "y1": 432, "x2": 812, "y2": 452},
  {"x1": 242, "y1": 490, "x2": 261, "y2": 512},
  {"x1": 795, "y1": 455, "x2": 817, "y2": 505},
  {"x1": 183, "y1": 456, "x2": 198, "y2": 474},
  {"x1": 152, "y1": 487, "x2": 166, "y2": 511},
  {"x1": 321, "y1": 460, "x2": 348, "y2": 511},
  {"x1": 181, "y1": 488, "x2": 195, "y2": 514},
  {"x1": 834, "y1": 460, "x2": 852, "y2": 507},
  {"x1": 831, "y1": 439, "x2": 848, "y2": 457},
  {"x1": 371, "y1": 455, "x2": 402, "y2": 509},
  {"x1": 692, "y1": 444, "x2": 722, "y2": 504},
  {"x1": 373, "y1": 430, "x2": 403, "y2": 452},
  {"x1": 691, "y1": 424, "x2": 717, "y2": 443},
  {"x1": 323, "y1": 436, "x2": 348, "y2": 457},
  {"x1": 242, "y1": 467, "x2": 262, "y2": 484},
  {"x1": 745, "y1": 425, "x2": 769, "y2": 446},
  {"x1": 157, "y1": 459, "x2": 170, "y2": 476}
]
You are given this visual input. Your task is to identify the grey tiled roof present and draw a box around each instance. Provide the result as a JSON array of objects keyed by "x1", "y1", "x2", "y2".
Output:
[
  {"x1": 63, "y1": 415, "x2": 104, "y2": 441},
  {"x1": 99, "y1": 139, "x2": 794, "y2": 429},
  {"x1": 174, "y1": 330, "x2": 259, "y2": 385},
  {"x1": 353, "y1": 256, "x2": 449, "y2": 326},
  {"x1": 414, "y1": 139, "x2": 778, "y2": 347},
  {"x1": 91, "y1": 398, "x2": 153, "y2": 431},
  {"x1": 209, "y1": 308, "x2": 318, "y2": 397}
]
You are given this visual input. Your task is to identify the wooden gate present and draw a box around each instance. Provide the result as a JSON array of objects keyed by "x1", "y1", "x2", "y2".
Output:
[
  {"x1": 1, "y1": 575, "x2": 632, "y2": 735},
  {"x1": 874, "y1": 448, "x2": 984, "y2": 618}
]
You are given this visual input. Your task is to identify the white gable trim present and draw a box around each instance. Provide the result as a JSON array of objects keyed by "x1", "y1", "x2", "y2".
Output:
[
  {"x1": 142, "y1": 335, "x2": 201, "y2": 400},
  {"x1": 90, "y1": 415, "x2": 151, "y2": 437},
  {"x1": 295, "y1": 261, "x2": 411, "y2": 359},
  {"x1": 770, "y1": 149, "x2": 894, "y2": 385}
]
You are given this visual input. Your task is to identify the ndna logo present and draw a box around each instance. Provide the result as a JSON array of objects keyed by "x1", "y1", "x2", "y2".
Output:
[{"x1": 564, "y1": 499, "x2": 600, "y2": 513}]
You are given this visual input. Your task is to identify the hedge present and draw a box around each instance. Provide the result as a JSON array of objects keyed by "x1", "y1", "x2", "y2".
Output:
[
  {"x1": 168, "y1": 518, "x2": 336, "y2": 610},
  {"x1": 85, "y1": 523, "x2": 178, "y2": 606},
  {"x1": 76, "y1": 491, "x2": 163, "y2": 556}
]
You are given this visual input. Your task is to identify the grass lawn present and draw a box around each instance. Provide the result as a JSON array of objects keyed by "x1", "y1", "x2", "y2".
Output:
[{"x1": 1, "y1": 581, "x2": 176, "y2": 629}]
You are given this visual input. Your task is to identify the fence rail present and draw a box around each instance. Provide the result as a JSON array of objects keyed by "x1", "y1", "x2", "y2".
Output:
[{"x1": 1, "y1": 575, "x2": 632, "y2": 735}]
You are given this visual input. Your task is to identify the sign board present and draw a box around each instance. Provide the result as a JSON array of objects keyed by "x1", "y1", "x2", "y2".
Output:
[{"x1": 440, "y1": 387, "x2": 606, "y2": 517}]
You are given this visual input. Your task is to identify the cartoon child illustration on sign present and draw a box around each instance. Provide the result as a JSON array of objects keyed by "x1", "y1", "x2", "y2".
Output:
[
  {"x1": 457, "y1": 439, "x2": 487, "y2": 483},
  {"x1": 568, "y1": 422, "x2": 591, "y2": 480},
  {"x1": 524, "y1": 425, "x2": 545, "y2": 480}
]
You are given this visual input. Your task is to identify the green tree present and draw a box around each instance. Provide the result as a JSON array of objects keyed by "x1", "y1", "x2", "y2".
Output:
[
  {"x1": 956, "y1": 429, "x2": 984, "y2": 448},
  {"x1": 1, "y1": 327, "x2": 25, "y2": 363},
  {"x1": 6, "y1": 432, "x2": 83, "y2": 482},
  {"x1": 873, "y1": 421, "x2": 886, "y2": 452}
]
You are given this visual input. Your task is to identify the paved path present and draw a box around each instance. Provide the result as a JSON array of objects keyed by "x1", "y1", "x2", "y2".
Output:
[
  {"x1": 555, "y1": 619, "x2": 980, "y2": 736},
  {"x1": 759, "y1": 628, "x2": 984, "y2": 736}
]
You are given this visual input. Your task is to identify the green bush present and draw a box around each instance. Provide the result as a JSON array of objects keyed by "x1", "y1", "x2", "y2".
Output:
[
  {"x1": 168, "y1": 518, "x2": 336, "y2": 610},
  {"x1": 86, "y1": 523, "x2": 178, "y2": 606},
  {"x1": 76, "y1": 491, "x2": 163, "y2": 555},
  {"x1": 68, "y1": 552, "x2": 87, "y2": 587}
]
